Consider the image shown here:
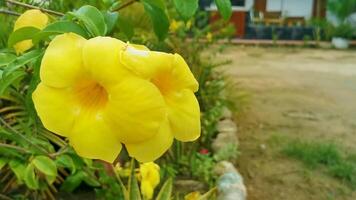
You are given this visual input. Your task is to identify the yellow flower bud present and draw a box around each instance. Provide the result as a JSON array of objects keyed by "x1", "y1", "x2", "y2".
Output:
[
  {"x1": 13, "y1": 9, "x2": 48, "y2": 54},
  {"x1": 139, "y1": 162, "x2": 160, "y2": 199}
]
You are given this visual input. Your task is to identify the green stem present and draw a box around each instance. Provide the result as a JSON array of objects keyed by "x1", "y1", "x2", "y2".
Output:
[
  {"x1": 0, "y1": 9, "x2": 20, "y2": 16},
  {"x1": 0, "y1": 142, "x2": 30, "y2": 153},
  {"x1": 111, "y1": 0, "x2": 137, "y2": 12}
]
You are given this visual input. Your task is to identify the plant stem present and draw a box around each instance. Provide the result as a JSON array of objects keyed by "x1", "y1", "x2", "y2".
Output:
[
  {"x1": 0, "y1": 142, "x2": 30, "y2": 153},
  {"x1": 5, "y1": 0, "x2": 64, "y2": 16},
  {"x1": 111, "y1": 0, "x2": 137, "y2": 12},
  {"x1": 0, "y1": 9, "x2": 20, "y2": 16}
]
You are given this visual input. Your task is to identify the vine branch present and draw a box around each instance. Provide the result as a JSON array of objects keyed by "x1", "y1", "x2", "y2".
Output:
[
  {"x1": 5, "y1": 0, "x2": 64, "y2": 16},
  {"x1": 0, "y1": 9, "x2": 20, "y2": 16},
  {"x1": 0, "y1": 142, "x2": 30, "y2": 153}
]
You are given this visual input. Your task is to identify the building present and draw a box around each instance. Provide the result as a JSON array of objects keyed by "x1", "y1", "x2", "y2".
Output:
[{"x1": 206, "y1": 0, "x2": 327, "y2": 39}]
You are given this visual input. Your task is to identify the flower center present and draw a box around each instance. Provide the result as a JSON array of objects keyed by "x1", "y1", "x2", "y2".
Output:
[{"x1": 73, "y1": 80, "x2": 108, "y2": 110}]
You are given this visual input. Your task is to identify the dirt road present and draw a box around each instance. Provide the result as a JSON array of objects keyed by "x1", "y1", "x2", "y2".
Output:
[{"x1": 222, "y1": 46, "x2": 356, "y2": 200}]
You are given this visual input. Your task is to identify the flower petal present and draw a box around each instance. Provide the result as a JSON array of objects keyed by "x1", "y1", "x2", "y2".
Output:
[
  {"x1": 32, "y1": 84, "x2": 77, "y2": 136},
  {"x1": 40, "y1": 33, "x2": 86, "y2": 88},
  {"x1": 69, "y1": 113, "x2": 122, "y2": 163},
  {"x1": 120, "y1": 46, "x2": 173, "y2": 79},
  {"x1": 166, "y1": 90, "x2": 200, "y2": 142},
  {"x1": 126, "y1": 120, "x2": 173, "y2": 162},
  {"x1": 82, "y1": 37, "x2": 128, "y2": 87},
  {"x1": 172, "y1": 54, "x2": 199, "y2": 92},
  {"x1": 105, "y1": 77, "x2": 166, "y2": 143},
  {"x1": 14, "y1": 9, "x2": 48, "y2": 30},
  {"x1": 121, "y1": 48, "x2": 198, "y2": 92}
]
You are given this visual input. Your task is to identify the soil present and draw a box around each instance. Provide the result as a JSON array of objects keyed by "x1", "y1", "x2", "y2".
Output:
[{"x1": 221, "y1": 46, "x2": 356, "y2": 200}]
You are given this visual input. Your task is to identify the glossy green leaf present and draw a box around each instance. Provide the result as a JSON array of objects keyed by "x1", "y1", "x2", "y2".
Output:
[
  {"x1": 128, "y1": 159, "x2": 141, "y2": 200},
  {"x1": 8, "y1": 27, "x2": 40, "y2": 48},
  {"x1": 214, "y1": 0, "x2": 232, "y2": 20},
  {"x1": 156, "y1": 178, "x2": 173, "y2": 200},
  {"x1": 142, "y1": 0, "x2": 169, "y2": 40},
  {"x1": 33, "y1": 21, "x2": 89, "y2": 44},
  {"x1": 9, "y1": 160, "x2": 26, "y2": 183},
  {"x1": 55, "y1": 154, "x2": 76, "y2": 174},
  {"x1": 0, "y1": 53, "x2": 16, "y2": 67},
  {"x1": 24, "y1": 164, "x2": 39, "y2": 189},
  {"x1": 82, "y1": 171, "x2": 101, "y2": 187},
  {"x1": 173, "y1": 0, "x2": 199, "y2": 21},
  {"x1": 69, "y1": 5, "x2": 107, "y2": 36},
  {"x1": 32, "y1": 156, "x2": 57, "y2": 181},
  {"x1": 103, "y1": 11, "x2": 119, "y2": 35}
]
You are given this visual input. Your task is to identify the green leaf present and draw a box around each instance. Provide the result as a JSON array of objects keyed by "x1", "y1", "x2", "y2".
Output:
[
  {"x1": 0, "y1": 71, "x2": 26, "y2": 96},
  {"x1": 55, "y1": 154, "x2": 76, "y2": 174},
  {"x1": 82, "y1": 171, "x2": 101, "y2": 187},
  {"x1": 69, "y1": 5, "x2": 107, "y2": 36},
  {"x1": 0, "y1": 53, "x2": 16, "y2": 67},
  {"x1": 173, "y1": 0, "x2": 199, "y2": 21},
  {"x1": 117, "y1": 14, "x2": 134, "y2": 39},
  {"x1": 102, "y1": 11, "x2": 119, "y2": 35},
  {"x1": 156, "y1": 178, "x2": 173, "y2": 200},
  {"x1": 3, "y1": 49, "x2": 43, "y2": 77},
  {"x1": 60, "y1": 171, "x2": 86, "y2": 192},
  {"x1": 128, "y1": 159, "x2": 141, "y2": 200},
  {"x1": 8, "y1": 27, "x2": 40, "y2": 48},
  {"x1": 214, "y1": 0, "x2": 232, "y2": 20},
  {"x1": 24, "y1": 164, "x2": 39, "y2": 189},
  {"x1": 141, "y1": 0, "x2": 169, "y2": 40},
  {"x1": 32, "y1": 156, "x2": 57, "y2": 182},
  {"x1": 33, "y1": 21, "x2": 89, "y2": 44},
  {"x1": 9, "y1": 160, "x2": 26, "y2": 183}
]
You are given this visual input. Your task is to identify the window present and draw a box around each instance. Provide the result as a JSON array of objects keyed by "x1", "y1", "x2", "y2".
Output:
[{"x1": 231, "y1": 0, "x2": 245, "y2": 6}]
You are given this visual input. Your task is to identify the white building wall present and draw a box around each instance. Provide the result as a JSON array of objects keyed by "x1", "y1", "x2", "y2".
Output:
[{"x1": 266, "y1": 0, "x2": 314, "y2": 19}]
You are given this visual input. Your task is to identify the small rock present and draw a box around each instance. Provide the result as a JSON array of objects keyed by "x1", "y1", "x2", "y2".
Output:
[
  {"x1": 212, "y1": 132, "x2": 238, "y2": 152},
  {"x1": 174, "y1": 179, "x2": 206, "y2": 194},
  {"x1": 221, "y1": 108, "x2": 233, "y2": 119},
  {"x1": 215, "y1": 161, "x2": 247, "y2": 200},
  {"x1": 217, "y1": 119, "x2": 238, "y2": 133}
]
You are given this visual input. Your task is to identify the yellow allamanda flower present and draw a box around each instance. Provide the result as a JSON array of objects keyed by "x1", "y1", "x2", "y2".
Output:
[
  {"x1": 32, "y1": 33, "x2": 200, "y2": 163},
  {"x1": 13, "y1": 9, "x2": 48, "y2": 54},
  {"x1": 139, "y1": 162, "x2": 160, "y2": 199}
]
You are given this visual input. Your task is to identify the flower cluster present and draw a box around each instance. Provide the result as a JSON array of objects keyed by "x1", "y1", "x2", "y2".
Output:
[{"x1": 31, "y1": 32, "x2": 200, "y2": 162}]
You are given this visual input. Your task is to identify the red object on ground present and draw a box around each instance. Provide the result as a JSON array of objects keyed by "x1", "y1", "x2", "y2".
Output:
[{"x1": 199, "y1": 148, "x2": 210, "y2": 155}]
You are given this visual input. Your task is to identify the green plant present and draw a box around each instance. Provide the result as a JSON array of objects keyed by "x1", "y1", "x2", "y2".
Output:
[
  {"x1": 328, "y1": 0, "x2": 356, "y2": 21},
  {"x1": 282, "y1": 140, "x2": 356, "y2": 188},
  {"x1": 330, "y1": 23, "x2": 355, "y2": 39},
  {"x1": 213, "y1": 143, "x2": 239, "y2": 162}
]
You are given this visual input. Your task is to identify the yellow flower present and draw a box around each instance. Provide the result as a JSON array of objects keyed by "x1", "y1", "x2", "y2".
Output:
[
  {"x1": 206, "y1": 32, "x2": 213, "y2": 42},
  {"x1": 13, "y1": 9, "x2": 48, "y2": 54},
  {"x1": 186, "y1": 20, "x2": 192, "y2": 29},
  {"x1": 139, "y1": 162, "x2": 160, "y2": 200},
  {"x1": 169, "y1": 19, "x2": 183, "y2": 32},
  {"x1": 32, "y1": 33, "x2": 200, "y2": 163},
  {"x1": 185, "y1": 192, "x2": 201, "y2": 200},
  {"x1": 121, "y1": 44, "x2": 201, "y2": 162}
]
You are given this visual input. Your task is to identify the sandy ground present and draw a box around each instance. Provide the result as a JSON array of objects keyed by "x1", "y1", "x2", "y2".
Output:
[{"x1": 221, "y1": 46, "x2": 356, "y2": 200}]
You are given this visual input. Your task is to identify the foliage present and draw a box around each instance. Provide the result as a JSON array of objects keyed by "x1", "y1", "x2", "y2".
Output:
[
  {"x1": 0, "y1": 0, "x2": 234, "y2": 198},
  {"x1": 328, "y1": 0, "x2": 356, "y2": 21}
]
